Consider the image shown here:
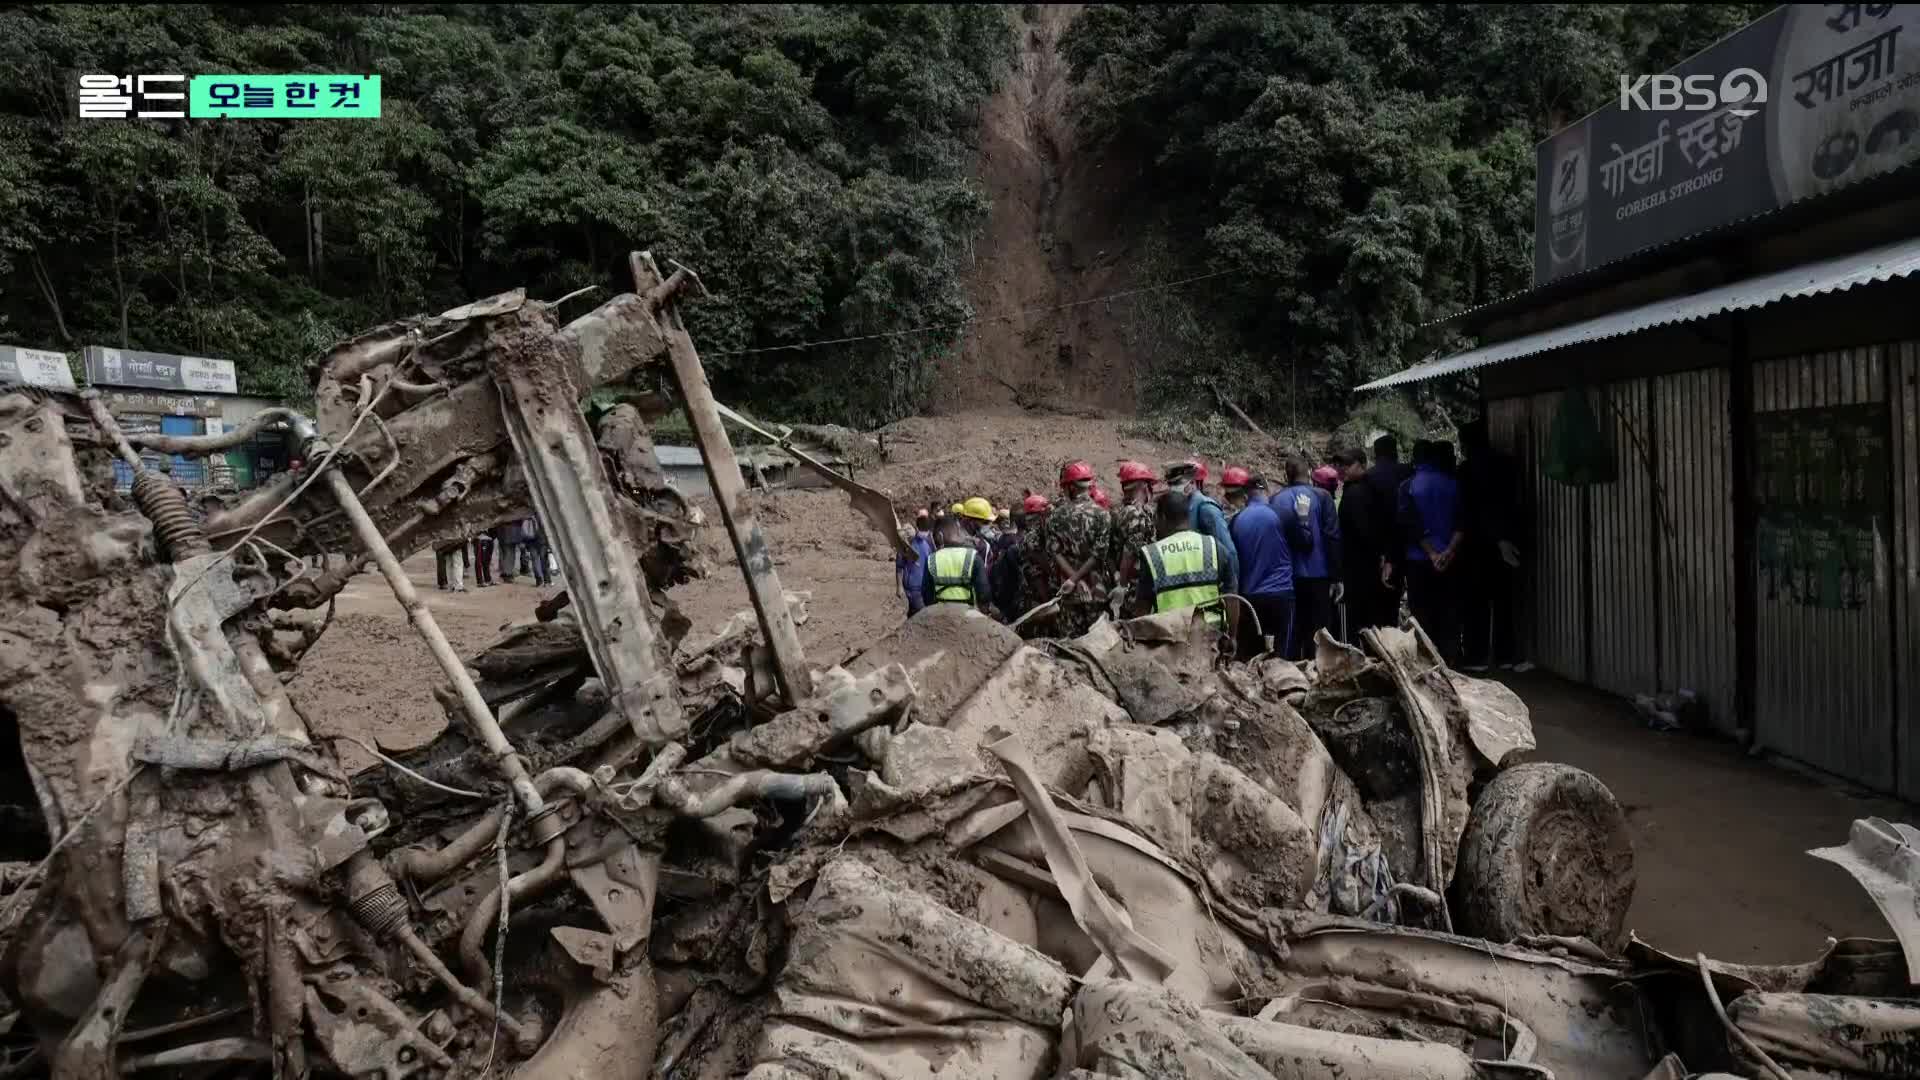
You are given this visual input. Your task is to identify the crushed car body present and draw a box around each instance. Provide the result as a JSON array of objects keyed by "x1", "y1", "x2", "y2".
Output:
[{"x1": 0, "y1": 255, "x2": 1912, "y2": 1079}]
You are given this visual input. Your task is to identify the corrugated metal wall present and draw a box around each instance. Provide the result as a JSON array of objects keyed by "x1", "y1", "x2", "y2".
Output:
[
  {"x1": 1750, "y1": 347, "x2": 1895, "y2": 792},
  {"x1": 1487, "y1": 398, "x2": 1536, "y2": 660},
  {"x1": 1651, "y1": 368, "x2": 1739, "y2": 734},
  {"x1": 1895, "y1": 344, "x2": 1920, "y2": 799},
  {"x1": 1587, "y1": 379, "x2": 1659, "y2": 699},
  {"x1": 1528, "y1": 391, "x2": 1589, "y2": 681}
]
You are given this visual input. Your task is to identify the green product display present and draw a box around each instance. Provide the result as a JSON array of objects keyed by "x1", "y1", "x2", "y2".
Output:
[{"x1": 1542, "y1": 387, "x2": 1617, "y2": 486}]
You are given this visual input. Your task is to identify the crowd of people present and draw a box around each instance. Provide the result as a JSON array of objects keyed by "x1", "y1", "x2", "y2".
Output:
[
  {"x1": 434, "y1": 517, "x2": 554, "y2": 592},
  {"x1": 897, "y1": 420, "x2": 1531, "y2": 672}
]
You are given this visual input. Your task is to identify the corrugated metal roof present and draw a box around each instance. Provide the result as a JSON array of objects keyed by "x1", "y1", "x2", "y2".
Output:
[{"x1": 1358, "y1": 235, "x2": 1920, "y2": 391}]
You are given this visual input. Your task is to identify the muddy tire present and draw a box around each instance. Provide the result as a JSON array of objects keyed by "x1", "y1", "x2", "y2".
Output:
[{"x1": 1453, "y1": 763, "x2": 1635, "y2": 952}]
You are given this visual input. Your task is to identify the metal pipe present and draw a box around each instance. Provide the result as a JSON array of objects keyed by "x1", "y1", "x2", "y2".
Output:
[
  {"x1": 394, "y1": 807, "x2": 508, "y2": 885},
  {"x1": 79, "y1": 390, "x2": 145, "y2": 470},
  {"x1": 633, "y1": 251, "x2": 811, "y2": 705},
  {"x1": 120, "y1": 1038, "x2": 271, "y2": 1071},
  {"x1": 126, "y1": 408, "x2": 306, "y2": 455},
  {"x1": 398, "y1": 925, "x2": 540, "y2": 1055},
  {"x1": 455, "y1": 767, "x2": 586, "y2": 985},
  {"x1": 458, "y1": 835, "x2": 567, "y2": 987},
  {"x1": 654, "y1": 770, "x2": 843, "y2": 819},
  {"x1": 319, "y1": 462, "x2": 545, "y2": 817}
]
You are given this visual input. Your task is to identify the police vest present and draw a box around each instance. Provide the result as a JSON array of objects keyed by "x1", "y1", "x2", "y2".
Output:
[
  {"x1": 1143, "y1": 530, "x2": 1224, "y2": 626},
  {"x1": 929, "y1": 546, "x2": 979, "y2": 605}
]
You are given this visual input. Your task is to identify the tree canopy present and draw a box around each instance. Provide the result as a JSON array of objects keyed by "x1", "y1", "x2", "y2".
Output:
[
  {"x1": 0, "y1": 4, "x2": 1013, "y2": 422},
  {"x1": 1059, "y1": 3, "x2": 1772, "y2": 422}
]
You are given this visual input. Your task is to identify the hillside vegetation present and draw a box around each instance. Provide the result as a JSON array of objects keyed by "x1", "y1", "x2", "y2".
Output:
[{"x1": 0, "y1": 4, "x2": 1769, "y2": 429}]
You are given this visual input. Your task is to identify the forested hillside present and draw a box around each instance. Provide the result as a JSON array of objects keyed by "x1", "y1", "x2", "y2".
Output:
[
  {"x1": 0, "y1": 4, "x2": 1011, "y2": 423},
  {"x1": 0, "y1": 4, "x2": 1773, "y2": 429},
  {"x1": 1060, "y1": 3, "x2": 1771, "y2": 424}
]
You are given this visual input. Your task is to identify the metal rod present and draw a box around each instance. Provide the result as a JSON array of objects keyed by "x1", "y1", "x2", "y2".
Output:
[
  {"x1": 632, "y1": 251, "x2": 811, "y2": 704},
  {"x1": 319, "y1": 464, "x2": 545, "y2": 816}
]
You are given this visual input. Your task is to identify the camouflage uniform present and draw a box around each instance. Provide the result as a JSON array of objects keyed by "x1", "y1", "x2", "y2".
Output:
[
  {"x1": 1018, "y1": 514, "x2": 1054, "y2": 635},
  {"x1": 1043, "y1": 491, "x2": 1114, "y2": 636},
  {"x1": 1108, "y1": 499, "x2": 1156, "y2": 615}
]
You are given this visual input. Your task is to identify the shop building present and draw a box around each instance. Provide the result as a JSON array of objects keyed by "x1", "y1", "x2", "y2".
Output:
[
  {"x1": 1361, "y1": 5, "x2": 1920, "y2": 794},
  {"x1": 82, "y1": 346, "x2": 288, "y2": 491}
]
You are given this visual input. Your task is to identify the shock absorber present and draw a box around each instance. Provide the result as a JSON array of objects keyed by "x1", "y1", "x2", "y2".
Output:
[{"x1": 131, "y1": 470, "x2": 210, "y2": 561}]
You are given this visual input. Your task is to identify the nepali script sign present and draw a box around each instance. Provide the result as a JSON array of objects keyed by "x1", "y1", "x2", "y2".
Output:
[
  {"x1": 83, "y1": 346, "x2": 239, "y2": 395},
  {"x1": 1537, "y1": 4, "x2": 1920, "y2": 285}
]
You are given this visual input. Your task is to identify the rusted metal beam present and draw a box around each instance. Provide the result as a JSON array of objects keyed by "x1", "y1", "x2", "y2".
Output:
[
  {"x1": 490, "y1": 300, "x2": 685, "y2": 747},
  {"x1": 630, "y1": 251, "x2": 812, "y2": 705}
]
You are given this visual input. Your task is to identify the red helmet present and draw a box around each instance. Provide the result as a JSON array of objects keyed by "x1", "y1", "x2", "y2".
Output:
[
  {"x1": 1022, "y1": 493, "x2": 1051, "y2": 514},
  {"x1": 1091, "y1": 485, "x2": 1112, "y2": 509},
  {"x1": 1221, "y1": 465, "x2": 1252, "y2": 489},
  {"x1": 1312, "y1": 464, "x2": 1340, "y2": 492},
  {"x1": 1117, "y1": 460, "x2": 1156, "y2": 484},
  {"x1": 1190, "y1": 460, "x2": 1209, "y2": 487},
  {"x1": 1060, "y1": 459, "x2": 1095, "y2": 486}
]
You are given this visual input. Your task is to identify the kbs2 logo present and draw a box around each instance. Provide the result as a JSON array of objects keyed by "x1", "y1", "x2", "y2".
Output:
[{"x1": 1618, "y1": 69, "x2": 1768, "y2": 117}]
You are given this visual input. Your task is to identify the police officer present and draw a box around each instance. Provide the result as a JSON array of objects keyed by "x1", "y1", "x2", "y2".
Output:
[
  {"x1": 1130, "y1": 490, "x2": 1237, "y2": 636},
  {"x1": 921, "y1": 514, "x2": 989, "y2": 612}
]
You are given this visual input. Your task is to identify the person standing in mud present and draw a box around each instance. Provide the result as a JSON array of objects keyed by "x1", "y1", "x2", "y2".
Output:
[
  {"x1": 921, "y1": 514, "x2": 989, "y2": 612},
  {"x1": 1397, "y1": 439, "x2": 1466, "y2": 663},
  {"x1": 473, "y1": 529, "x2": 496, "y2": 588},
  {"x1": 899, "y1": 509, "x2": 935, "y2": 616},
  {"x1": 1017, "y1": 494, "x2": 1055, "y2": 633},
  {"x1": 494, "y1": 521, "x2": 519, "y2": 585},
  {"x1": 1045, "y1": 460, "x2": 1115, "y2": 636},
  {"x1": 1109, "y1": 461, "x2": 1158, "y2": 612},
  {"x1": 1131, "y1": 490, "x2": 1236, "y2": 636}
]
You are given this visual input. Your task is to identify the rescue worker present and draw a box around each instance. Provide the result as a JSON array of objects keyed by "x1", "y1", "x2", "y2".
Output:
[
  {"x1": 1091, "y1": 484, "x2": 1112, "y2": 510},
  {"x1": 1130, "y1": 490, "x2": 1237, "y2": 636},
  {"x1": 1458, "y1": 418, "x2": 1528, "y2": 672},
  {"x1": 1366, "y1": 435, "x2": 1413, "y2": 624},
  {"x1": 899, "y1": 509, "x2": 935, "y2": 616},
  {"x1": 1312, "y1": 464, "x2": 1340, "y2": 497},
  {"x1": 1333, "y1": 447, "x2": 1395, "y2": 636},
  {"x1": 1221, "y1": 466, "x2": 1306, "y2": 658},
  {"x1": 1045, "y1": 460, "x2": 1115, "y2": 636},
  {"x1": 1109, "y1": 461, "x2": 1158, "y2": 611},
  {"x1": 992, "y1": 496, "x2": 1041, "y2": 621},
  {"x1": 1163, "y1": 460, "x2": 1239, "y2": 602},
  {"x1": 960, "y1": 496, "x2": 998, "y2": 568},
  {"x1": 1279, "y1": 457, "x2": 1341, "y2": 659},
  {"x1": 1397, "y1": 440, "x2": 1466, "y2": 663},
  {"x1": 921, "y1": 514, "x2": 989, "y2": 612},
  {"x1": 1016, "y1": 493, "x2": 1055, "y2": 634}
]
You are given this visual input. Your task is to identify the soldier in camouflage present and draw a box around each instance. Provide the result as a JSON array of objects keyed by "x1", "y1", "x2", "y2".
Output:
[
  {"x1": 1045, "y1": 459, "x2": 1115, "y2": 637},
  {"x1": 1107, "y1": 461, "x2": 1158, "y2": 615}
]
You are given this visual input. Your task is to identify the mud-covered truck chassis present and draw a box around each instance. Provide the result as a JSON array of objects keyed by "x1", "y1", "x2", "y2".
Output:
[{"x1": 0, "y1": 253, "x2": 1913, "y2": 1079}]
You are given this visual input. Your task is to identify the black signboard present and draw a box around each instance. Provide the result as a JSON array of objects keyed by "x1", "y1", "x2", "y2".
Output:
[
  {"x1": 82, "y1": 345, "x2": 237, "y2": 394},
  {"x1": 1537, "y1": 4, "x2": 1920, "y2": 285}
]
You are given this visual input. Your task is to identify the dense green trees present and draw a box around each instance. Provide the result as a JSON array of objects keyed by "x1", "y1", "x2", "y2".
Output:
[
  {"x1": 1060, "y1": 3, "x2": 1771, "y2": 421},
  {"x1": 0, "y1": 4, "x2": 1011, "y2": 422},
  {"x1": 0, "y1": 4, "x2": 1777, "y2": 427}
]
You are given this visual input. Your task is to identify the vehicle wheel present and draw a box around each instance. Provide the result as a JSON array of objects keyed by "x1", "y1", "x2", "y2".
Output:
[{"x1": 1453, "y1": 763, "x2": 1634, "y2": 952}]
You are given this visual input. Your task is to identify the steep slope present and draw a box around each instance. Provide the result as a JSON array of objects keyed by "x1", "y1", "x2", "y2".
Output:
[{"x1": 939, "y1": 4, "x2": 1154, "y2": 416}]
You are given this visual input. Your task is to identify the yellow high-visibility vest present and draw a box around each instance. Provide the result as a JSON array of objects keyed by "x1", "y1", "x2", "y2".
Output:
[
  {"x1": 929, "y1": 546, "x2": 979, "y2": 605},
  {"x1": 1143, "y1": 530, "x2": 1223, "y2": 627}
]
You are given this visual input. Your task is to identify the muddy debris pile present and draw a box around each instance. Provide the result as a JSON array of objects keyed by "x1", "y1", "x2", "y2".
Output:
[{"x1": 2, "y1": 271, "x2": 1917, "y2": 1079}]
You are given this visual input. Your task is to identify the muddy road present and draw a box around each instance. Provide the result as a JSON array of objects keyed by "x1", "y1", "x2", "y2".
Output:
[{"x1": 300, "y1": 471, "x2": 1901, "y2": 963}]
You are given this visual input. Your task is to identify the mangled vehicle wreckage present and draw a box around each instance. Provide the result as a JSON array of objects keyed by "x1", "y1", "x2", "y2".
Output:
[{"x1": 1, "y1": 252, "x2": 1916, "y2": 1078}]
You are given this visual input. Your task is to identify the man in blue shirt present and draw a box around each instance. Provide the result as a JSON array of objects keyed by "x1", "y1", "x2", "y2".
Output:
[
  {"x1": 1163, "y1": 460, "x2": 1240, "y2": 601},
  {"x1": 899, "y1": 509, "x2": 935, "y2": 616},
  {"x1": 1279, "y1": 457, "x2": 1342, "y2": 660},
  {"x1": 1397, "y1": 440, "x2": 1467, "y2": 663},
  {"x1": 1221, "y1": 466, "x2": 1307, "y2": 659}
]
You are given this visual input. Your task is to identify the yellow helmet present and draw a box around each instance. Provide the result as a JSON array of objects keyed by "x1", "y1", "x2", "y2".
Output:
[
  {"x1": 961, "y1": 496, "x2": 994, "y2": 522},
  {"x1": 950, "y1": 502, "x2": 965, "y2": 515}
]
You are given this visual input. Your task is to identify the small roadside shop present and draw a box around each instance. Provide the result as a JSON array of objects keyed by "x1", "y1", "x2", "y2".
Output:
[
  {"x1": 83, "y1": 347, "x2": 288, "y2": 491},
  {"x1": 1360, "y1": 5, "x2": 1920, "y2": 795}
]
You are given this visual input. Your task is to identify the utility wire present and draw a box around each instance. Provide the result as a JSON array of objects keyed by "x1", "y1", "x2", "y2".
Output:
[{"x1": 703, "y1": 268, "x2": 1241, "y2": 357}]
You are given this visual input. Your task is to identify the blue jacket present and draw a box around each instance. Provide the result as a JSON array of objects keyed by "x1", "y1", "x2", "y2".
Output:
[
  {"x1": 1188, "y1": 491, "x2": 1240, "y2": 596},
  {"x1": 1399, "y1": 465, "x2": 1464, "y2": 563},
  {"x1": 1230, "y1": 494, "x2": 1308, "y2": 597},
  {"x1": 1278, "y1": 484, "x2": 1340, "y2": 581},
  {"x1": 898, "y1": 531, "x2": 934, "y2": 595}
]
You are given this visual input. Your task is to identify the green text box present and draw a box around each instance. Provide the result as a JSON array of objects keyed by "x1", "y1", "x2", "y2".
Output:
[{"x1": 189, "y1": 75, "x2": 381, "y2": 119}]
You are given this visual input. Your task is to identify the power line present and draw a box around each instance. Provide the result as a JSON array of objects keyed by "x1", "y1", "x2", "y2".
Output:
[{"x1": 702, "y1": 268, "x2": 1241, "y2": 357}]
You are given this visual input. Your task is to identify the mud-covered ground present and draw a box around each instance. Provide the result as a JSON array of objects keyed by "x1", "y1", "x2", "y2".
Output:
[{"x1": 294, "y1": 414, "x2": 1905, "y2": 962}]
